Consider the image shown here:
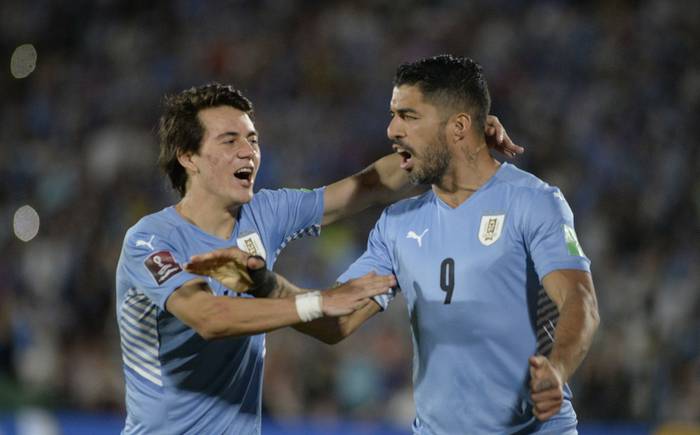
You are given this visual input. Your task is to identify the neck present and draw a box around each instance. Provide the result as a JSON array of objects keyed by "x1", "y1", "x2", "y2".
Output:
[
  {"x1": 175, "y1": 191, "x2": 240, "y2": 240},
  {"x1": 433, "y1": 139, "x2": 501, "y2": 208}
]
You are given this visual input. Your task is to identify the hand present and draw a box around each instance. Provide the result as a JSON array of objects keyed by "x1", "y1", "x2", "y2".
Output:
[
  {"x1": 529, "y1": 355, "x2": 565, "y2": 421},
  {"x1": 485, "y1": 115, "x2": 524, "y2": 158},
  {"x1": 185, "y1": 247, "x2": 259, "y2": 292},
  {"x1": 322, "y1": 272, "x2": 396, "y2": 317}
]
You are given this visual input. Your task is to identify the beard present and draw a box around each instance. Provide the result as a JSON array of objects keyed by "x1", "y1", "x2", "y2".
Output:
[{"x1": 408, "y1": 132, "x2": 451, "y2": 186}]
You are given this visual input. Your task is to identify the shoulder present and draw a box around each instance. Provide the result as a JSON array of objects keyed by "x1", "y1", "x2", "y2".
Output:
[
  {"x1": 127, "y1": 208, "x2": 177, "y2": 237},
  {"x1": 496, "y1": 163, "x2": 568, "y2": 206},
  {"x1": 495, "y1": 165, "x2": 575, "y2": 229},
  {"x1": 384, "y1": 190, "x2": 434, "y2": 218},
  {"x1": 248, "y1": 187, "x2": 321, "y2": 208},
  {"x1": 122, "y1": 207, "x2": 183, "y2": 254}
]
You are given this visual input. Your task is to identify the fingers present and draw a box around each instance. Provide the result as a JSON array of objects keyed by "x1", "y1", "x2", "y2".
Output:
[
  {"x1": 531, "y1": 388, "x2": 563, "y2": 403},
  {"x1": 531, "y1": 378, "x2": 555, "y2": 393},
  {"x1": 528, "y1": 354, "x2": 564, "y2": 421},
  {"x1": 531, "y1": 388, "x2": 563, "y2": 421},
  {"x1": 189, "y1": 247, "x2": 250, "y2": 264},
  {"x1": 532, "y1": 403, "x2": 561, "y2": 421},
  {"x1": 360, "y1": 275, "x2": 396, "y2": 296}
]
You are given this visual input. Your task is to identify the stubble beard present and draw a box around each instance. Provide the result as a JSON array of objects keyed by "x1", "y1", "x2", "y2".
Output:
[{"x1": 408, "y1": 132, "x2": 451, "y2": 186}]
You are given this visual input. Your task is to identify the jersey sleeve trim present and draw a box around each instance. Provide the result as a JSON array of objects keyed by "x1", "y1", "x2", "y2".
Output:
[{"x1": 536, "y1": 259, "x2": 591, "y2": 283}]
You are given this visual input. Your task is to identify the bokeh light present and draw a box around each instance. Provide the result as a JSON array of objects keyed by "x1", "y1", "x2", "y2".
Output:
[
  {"x1": 13, "y1": 204, "x2": 40, "y2": 242},
  {"x1": 10, "y1": 44, "x2": 37, "y2": 79}
]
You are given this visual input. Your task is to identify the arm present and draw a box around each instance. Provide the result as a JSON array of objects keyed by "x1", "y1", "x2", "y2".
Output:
[
  {"x1": 292, "y1": 291, "x2": 383, "y2": 344},
  {"x1": 167, "y1": 270, "x2": 395, "y2": 340},
  {"x1": 529, "y1": 269, "x2": 600, "y2": 421},
  {"x1": 322, "y1": 153, "x2": 422, "y2": 225},
  {"x1": 185, "y1": 249, "x2": 388, "y2": 343},
  {"x1": 322, "y1": 115, "x2": 523, "y2": 225},
  {"x1": 166, "y1": 279, "x2": 302, "y2": 340},
  {"x1": 241, "y1": 268, "x2": 384, "y2": 344}
]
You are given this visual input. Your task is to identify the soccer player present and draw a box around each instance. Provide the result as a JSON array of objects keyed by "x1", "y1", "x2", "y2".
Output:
[
  {"x1": 333, "y1": 55, "x2": 600, "y2": 434},
  {"x1": 115, "y1": 83, "x2": 520, "y2": 434},
  {"x1": 189, "y1": 56, "x2": 599, "y2": 434}
]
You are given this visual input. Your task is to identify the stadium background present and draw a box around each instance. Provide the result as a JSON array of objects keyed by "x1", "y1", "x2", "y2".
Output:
[{"x1": 1, "y1": 1, "x2": 698, "y2": 434}]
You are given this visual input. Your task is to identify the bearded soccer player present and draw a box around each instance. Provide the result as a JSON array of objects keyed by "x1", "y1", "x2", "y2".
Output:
[
  {"x1": 192, "y1": 56, "x2": 598, "y2": 434},
  {"x1": 331, "y1": 55, "x2": 599, "y2": 434},
  {"x1": 115, "y1": 83, "x2": 520, "y2": 434}
]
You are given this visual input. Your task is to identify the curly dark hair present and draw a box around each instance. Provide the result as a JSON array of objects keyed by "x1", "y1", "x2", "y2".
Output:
[
  {"x1": 394, "y1": 54, "x2": 491, "y2": 131},
  {"x1": 158, "y1": 83, "x2": 254, "y2": 197}
]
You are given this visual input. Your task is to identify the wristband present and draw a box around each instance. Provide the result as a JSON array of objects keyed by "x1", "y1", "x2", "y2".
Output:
[
  {"x1": 247, "y1": 256, "x2": 278, "y2": 298},
  {"x1": 295, "y1": 291, "x2": 323, "y2": 322}
]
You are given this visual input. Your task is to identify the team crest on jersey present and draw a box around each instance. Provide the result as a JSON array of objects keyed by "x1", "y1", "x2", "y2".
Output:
[
  {"x1": 478, "y1": 214, "x2": 505, "y2": 246},
  {"x1": 237, "y1": 232, "x2": 267, "y2": 259},
  {"x1": 144, "y1": 251, "x2": 182, "y2": 285}
]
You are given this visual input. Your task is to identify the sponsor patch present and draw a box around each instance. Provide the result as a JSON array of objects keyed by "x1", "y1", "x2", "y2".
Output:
[
  {"x1": 145, "y1": 251, "x2": 182, "y2": 285},
  {"x1": 478, "y1": 214, "x2": 505, "y2": 246},
  {"x1": 237, "y1": 232, "x2": 267, "y2": 259},
  {"x1": 563, "y1": 224, "x2": 585, "y2": 256}
]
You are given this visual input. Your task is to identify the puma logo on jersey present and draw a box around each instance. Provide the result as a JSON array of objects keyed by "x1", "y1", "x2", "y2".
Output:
[
  {"x1": 135, "y1": 235, "x2": 155, "y2": 251},
  {"x1": 406, "y1": 229, "x2": 429, "y2": 247}
]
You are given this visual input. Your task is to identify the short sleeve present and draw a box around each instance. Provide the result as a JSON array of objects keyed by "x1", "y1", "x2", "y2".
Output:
[
  {"x1": 120, "y1": 230, "x2": 200, "y2": 310},
  {"x1": 337, "y1": 209, "x2": 396, "y2": 310},
  {"x1": 523, "y1": 188, "x2": 591, "y2": 282},
  {"x1": 252, "y1": 188, "x2": 324, "y2": 256}
]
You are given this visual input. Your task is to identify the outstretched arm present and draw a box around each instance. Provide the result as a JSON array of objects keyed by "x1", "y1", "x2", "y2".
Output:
[
  {"x1": 322, "y1": 115, "x2": 523, "y2": 225},
  {"x1": 292, "y1": 296, "x2": 382, "y2": 344},
  {"x1": 529, "y1": 269, "x2": 600, "y2": 421},
  {"x1": 185, "y1": 249, "x2": 386, "y2": 343},
  {"x1": 169, "y1": 251, "x2": 395, "y2": 340}
]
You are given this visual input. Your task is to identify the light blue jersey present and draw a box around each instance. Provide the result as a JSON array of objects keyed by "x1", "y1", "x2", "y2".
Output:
[
  {"x1": 115, "y1": 188, "x2": 324, "y2": 435},
  {"x1": 339, "y1": 163, "x2": 590, "y2": 435}
]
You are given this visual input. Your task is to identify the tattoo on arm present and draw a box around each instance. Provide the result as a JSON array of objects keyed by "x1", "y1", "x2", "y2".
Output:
[{"x1": 246, "y1": 256, "x2": 279, "y2": 298}]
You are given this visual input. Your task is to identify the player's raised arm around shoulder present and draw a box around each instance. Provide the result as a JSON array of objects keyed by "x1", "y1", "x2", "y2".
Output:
[
  {"x1": 322, "y1": 115, "x2": 522, "y2": 225},
  {"x1": 322, "y1": 153, "x2": 421, "y2": 225}
]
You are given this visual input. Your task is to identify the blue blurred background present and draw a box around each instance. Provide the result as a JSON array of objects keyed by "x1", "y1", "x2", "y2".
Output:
[{"x1": 1, "y1": 1, "x2": 698, "y2": 434}]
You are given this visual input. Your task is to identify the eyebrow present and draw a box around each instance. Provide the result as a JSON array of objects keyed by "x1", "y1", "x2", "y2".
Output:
[
  {"x1": 215, "y1": 131, "x2": 258, "y2": 140},
  {"x1": 393, "y1": 108, "x2": 419, "y2": 116}
]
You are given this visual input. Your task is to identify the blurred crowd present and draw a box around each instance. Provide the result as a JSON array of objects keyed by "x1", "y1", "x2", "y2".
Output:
[{"x1": 0, "y1": 0, "x2": 698, "y2": 429}]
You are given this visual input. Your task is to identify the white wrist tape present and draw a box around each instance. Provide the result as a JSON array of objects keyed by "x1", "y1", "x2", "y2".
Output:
[{"x1": 295, "y1": 291, "x2": 323, "y2": 322}]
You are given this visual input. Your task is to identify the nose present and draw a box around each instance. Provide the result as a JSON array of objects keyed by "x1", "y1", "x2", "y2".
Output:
[
  {"x1": 387, "y1": 116, "x2": 404, "y2": 142},
  {"x1": 237, "y1": 139, "x2": 258, "y2": 159}
]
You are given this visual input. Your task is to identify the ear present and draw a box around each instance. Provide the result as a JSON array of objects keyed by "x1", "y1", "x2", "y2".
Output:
[
  {"x1": 177, "y1": 149, "x2": 199, "y2": 174},
  {"x1": 450, "y1": 113, "x2": 472, "y2": 141}
]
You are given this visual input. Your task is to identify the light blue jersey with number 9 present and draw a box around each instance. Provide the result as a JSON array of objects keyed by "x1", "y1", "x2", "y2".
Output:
[{"x1": 338, "y1": 163, "x2": 590, "y2": 435}]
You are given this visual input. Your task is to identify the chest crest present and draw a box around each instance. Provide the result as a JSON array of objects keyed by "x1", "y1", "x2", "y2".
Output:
[
  {"x1": 478, "y1": 214, "x2": 505, "y2": 246},
  {"x1": 236, "y1": 231, "x2": 267, "y2": 259}
]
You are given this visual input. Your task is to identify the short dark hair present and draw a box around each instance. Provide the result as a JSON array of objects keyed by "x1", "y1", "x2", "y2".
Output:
[
  {"x1": 158, "y1": 83, "x2": 254, "y2": 197},
  {"x1": 393, "y1": 54, "x2": 491, "y2": 130}
]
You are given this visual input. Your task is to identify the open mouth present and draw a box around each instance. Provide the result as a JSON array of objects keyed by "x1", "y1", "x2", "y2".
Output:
[
  {"x1": 396, "y1": 149, "x2": 414, "y2": 170},
  {"x1": 234, "y1": 167, "x2": 254, "y2": 183}
]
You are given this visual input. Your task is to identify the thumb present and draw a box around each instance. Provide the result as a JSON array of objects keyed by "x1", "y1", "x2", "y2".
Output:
[
  {"x1": 529, "y1": 355, "x2": 545, "y2": 369},
  {"x1": 246, "y1": 255, "x2": 266, "y2": 271}
]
